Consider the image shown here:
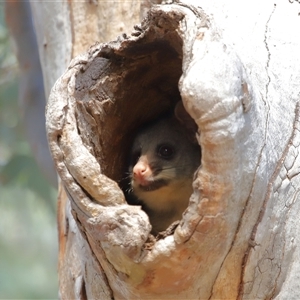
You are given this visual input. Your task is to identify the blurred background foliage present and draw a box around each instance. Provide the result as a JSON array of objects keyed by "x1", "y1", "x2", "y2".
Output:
[{"x1": 0, "y1": 3, "x2": 58, "y2": 299}]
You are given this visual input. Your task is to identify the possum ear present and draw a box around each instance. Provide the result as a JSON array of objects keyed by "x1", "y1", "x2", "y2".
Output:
[{"x1": 174, "y1": 101, "x2": 198, "y2": 141}]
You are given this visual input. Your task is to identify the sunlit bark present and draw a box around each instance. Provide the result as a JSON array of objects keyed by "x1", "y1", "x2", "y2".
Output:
[{"x1": 36, "y1": 0, "x2": 300, "y2": 298}]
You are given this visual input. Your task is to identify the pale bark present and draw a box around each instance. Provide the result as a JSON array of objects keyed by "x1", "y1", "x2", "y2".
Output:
[
  {"x1": 36, "y1": 0, "x2": 300, "y2": 299},
  {"x1": 31, "y1": 1, "x2": 142, "y2": 299}
]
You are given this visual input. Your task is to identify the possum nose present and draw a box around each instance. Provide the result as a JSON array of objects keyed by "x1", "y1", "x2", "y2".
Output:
[
  {"x1": 133, "y1": 157, "x2": 151, "y2": 184},
  {"x1": 133, "y1": 161, "x2": 149, "y2": 177}
]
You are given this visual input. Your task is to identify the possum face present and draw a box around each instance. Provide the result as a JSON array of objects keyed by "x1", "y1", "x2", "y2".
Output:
[{"x1": 129, "y1": 116, "x2": 200, "y2": 213}]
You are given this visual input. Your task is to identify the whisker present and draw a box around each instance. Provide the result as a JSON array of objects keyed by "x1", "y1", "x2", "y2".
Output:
[
  {"x1": 125, "y1": 187, "x2": 133, "y2": 194},
  {"x1": 117, "y1": 173, "x2": 132, "y2": 183},
  {"x1": 158, "y1": 163, "x2": 199, "y2": 171}
]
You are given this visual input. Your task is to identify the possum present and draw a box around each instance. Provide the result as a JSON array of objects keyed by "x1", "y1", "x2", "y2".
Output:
[{"x1": 128, "y1": 102, "x2": 201, "y2": 234}]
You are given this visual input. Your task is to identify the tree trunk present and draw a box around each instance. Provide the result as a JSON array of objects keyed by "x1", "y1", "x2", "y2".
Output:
[
  {"x1": 5, "y1": 0, "x2": 57, "y2": 186},
  {"x1": 35, "y1": 0, "x2": 300, "y2": 299}
]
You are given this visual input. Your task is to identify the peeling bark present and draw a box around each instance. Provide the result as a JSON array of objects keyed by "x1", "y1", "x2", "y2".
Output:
[{"x1": 42, "y1": 0, "x2": 300, "y2": 299}]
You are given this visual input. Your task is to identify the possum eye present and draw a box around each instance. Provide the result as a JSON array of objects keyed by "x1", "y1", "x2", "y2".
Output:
[{"x1": 157, "y1": 144, "x2": 175, "y2": 160}]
